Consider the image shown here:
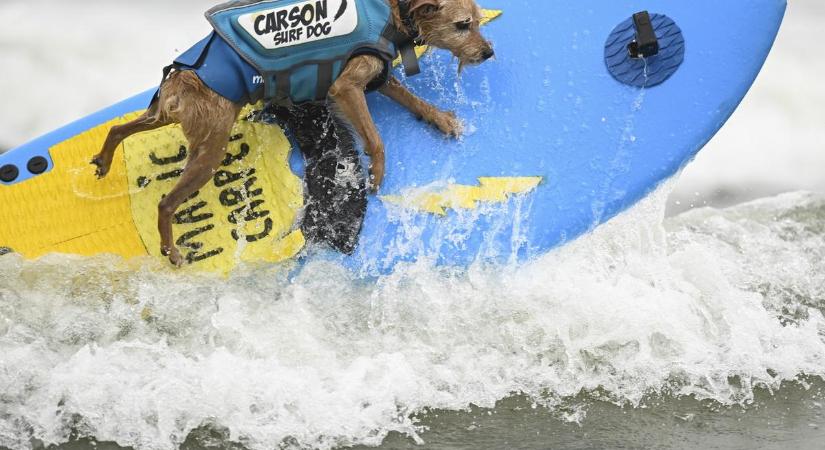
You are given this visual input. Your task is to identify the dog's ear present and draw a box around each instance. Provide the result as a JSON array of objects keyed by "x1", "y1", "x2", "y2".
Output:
[{"x1": 409, "y1": 0, "x2": 440, "y2": 17}]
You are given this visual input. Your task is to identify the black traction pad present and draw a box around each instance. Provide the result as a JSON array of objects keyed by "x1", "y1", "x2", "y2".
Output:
[{"x1": 262, "y1": 102, "x2": 367, "y2": 255}]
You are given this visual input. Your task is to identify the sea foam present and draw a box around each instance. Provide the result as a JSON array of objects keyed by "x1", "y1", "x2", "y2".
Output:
[{"x1": 1, "y1": 186, "x2": 823, "y2": 450}]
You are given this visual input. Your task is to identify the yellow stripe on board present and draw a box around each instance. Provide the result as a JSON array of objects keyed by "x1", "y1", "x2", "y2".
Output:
[{"x1": 381, "y1": 177, "x2": 543, "y2": 216}]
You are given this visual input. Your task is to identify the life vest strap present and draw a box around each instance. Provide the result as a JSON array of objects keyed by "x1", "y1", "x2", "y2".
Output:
[
  {"x1": 399, "y1": 43, "x2": 421, "y2": 77},
  {"x1": 380, "y1": 19, "x2": 420, "y2": 78},
  {"x1": 316, "y1": 63, "x2": 335, "y2": 102}
]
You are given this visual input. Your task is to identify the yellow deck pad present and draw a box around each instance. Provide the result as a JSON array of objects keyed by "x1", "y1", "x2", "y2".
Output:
[
  {"x1": 0, "y1": 114, "x2": 146, "y2": 259},
  {"x1": 0, "y1": 110, "x2": 305, "y2": 273},
  {"x1": 122, "y1": 114, "x2": 305, "y2": 272}
]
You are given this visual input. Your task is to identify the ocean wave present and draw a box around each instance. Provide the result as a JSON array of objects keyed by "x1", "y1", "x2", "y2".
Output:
[{"x1": 1, "y1": 187, "x2": 823, "y2": 450}]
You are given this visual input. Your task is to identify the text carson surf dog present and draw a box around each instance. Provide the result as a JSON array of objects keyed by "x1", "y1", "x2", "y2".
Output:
[{"x1": 253, "y1": 0, "x2": 347, "y2": 45}]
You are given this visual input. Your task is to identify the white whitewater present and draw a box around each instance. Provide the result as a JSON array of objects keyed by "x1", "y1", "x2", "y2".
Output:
[{"x1": 1, "y1": 185, "x2": 824, "y2": 449}]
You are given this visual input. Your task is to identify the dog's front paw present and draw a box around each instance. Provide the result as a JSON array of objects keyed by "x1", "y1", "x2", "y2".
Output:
[
  {"x1": 162, "y1": 245, "x2": 185, "y2": 268},
  {"x1": 368, "y1": 159, "x2": 385, "y2": 193},
  {"x1": 90, "y1": 154, "x2": 112, "y2": 179},
  {"x1": 432, "y1": 111, "x2": 463, "y2": 138}
]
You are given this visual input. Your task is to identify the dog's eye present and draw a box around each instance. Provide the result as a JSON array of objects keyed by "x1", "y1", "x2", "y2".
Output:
[{"x1": 454, "y1": 20, "x2": 472, "y2": 31}]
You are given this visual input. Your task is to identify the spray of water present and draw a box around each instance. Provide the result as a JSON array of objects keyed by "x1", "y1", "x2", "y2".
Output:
[{"x1": 1, "y1": 183, "x2": 823, "y2": 450}]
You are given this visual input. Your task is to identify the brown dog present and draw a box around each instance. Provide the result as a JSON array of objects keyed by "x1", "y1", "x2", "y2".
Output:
[{"x1": 91, "y1": 0, "x2": 494, "y2": 266}]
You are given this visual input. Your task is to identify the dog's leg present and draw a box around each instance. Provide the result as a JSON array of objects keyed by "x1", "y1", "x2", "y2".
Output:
[
  {"x1": 92, "y1": 102, "x2": 170, "y2": 178},
  {"x1": 328, "y1": 55, "x2": 386, "y2": 189},
  {"x1": 157, "y1": 120, "x2": 237, "y2": 266},
  {"x1": 379, "y1": 76, "x2": 463, "y2": 137},
  {"x1": 154, "y1": 78, "x2": 241, "y2": 266}
]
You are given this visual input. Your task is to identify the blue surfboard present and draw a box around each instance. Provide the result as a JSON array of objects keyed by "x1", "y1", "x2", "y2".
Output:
[{"x1": 0, "y1": 0, "x2": 786, "y2": 275}]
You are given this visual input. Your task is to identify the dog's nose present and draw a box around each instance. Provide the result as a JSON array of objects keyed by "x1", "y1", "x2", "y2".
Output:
[{"x1": 482, "y1": 48, "x2": 495, "y2": 60}]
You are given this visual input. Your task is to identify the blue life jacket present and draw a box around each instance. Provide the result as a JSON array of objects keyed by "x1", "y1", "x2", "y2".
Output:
[{"x1": 167, "y1": 0, "x2": 419, "y2": 105}]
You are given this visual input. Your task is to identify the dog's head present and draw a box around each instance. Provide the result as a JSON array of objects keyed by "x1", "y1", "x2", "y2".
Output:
[{"x1": 407, "y1": 0, "x2": 495, "y2": 70}]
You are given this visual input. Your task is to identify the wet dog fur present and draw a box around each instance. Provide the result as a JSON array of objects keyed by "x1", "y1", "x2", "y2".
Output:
[{"x1": 91, "y1": 0, "x2": 494, "y2": 267}]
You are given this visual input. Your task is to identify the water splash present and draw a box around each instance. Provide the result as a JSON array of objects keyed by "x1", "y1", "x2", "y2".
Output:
[{"x1": 1, "y1": 187, "x2": 824, "y2": 450}]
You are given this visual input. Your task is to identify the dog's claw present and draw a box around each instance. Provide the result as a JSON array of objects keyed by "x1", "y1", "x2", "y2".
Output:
[
  {"x1": 368, "y1": 158, "x2": 385, "y2": 193},
  {"x1": 91, "y1": 155, "x2": 111, "y2": 179},
  {"x1": 161, "y1": 245, "x2": 185, "y2": 267},
  {"x1": 169, "y1": 252, "x2": 185, "y2": 268},
  {"x1": 367, "y1": 173, "x2": 382, "y2": 194}
]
